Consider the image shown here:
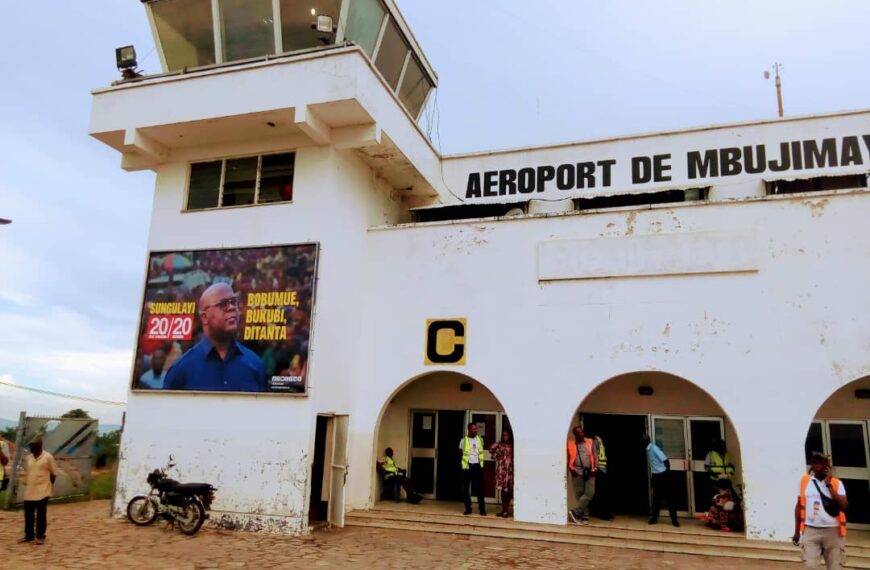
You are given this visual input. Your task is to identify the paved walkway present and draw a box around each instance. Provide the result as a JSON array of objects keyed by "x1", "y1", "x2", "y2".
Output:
[{"x1": 1, "y1": 501, "x2": 794, "y2": 569}]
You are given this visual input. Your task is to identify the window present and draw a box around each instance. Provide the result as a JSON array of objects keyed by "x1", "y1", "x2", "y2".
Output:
[
  {"x1": 398, "y1": 56, "x2": 432, "y2": 119},
  {"x1": 576, "y1": 187, "x2": 709, "y2": 211},
  {"x1": 280, "y1": 0, "x2": 341, "y2": 52},
  {"x1": 220, "y1": 0, "x2": 275, "y2": 62},
  {"x1": 151, "y1": 0, "x2": 216, "y2": 71},
  {"x1": 765, "y1": 174, "x2": 868, "y2": 195},
  {"x1": 345, "y1": 0, "x2": 387, "y2": 56},
  {"x1": 374, "y1": 18, "x2": 409, "y2": 90},
  {"x1": 186, "y1": 153, "x2": 295, "y2": 211}
]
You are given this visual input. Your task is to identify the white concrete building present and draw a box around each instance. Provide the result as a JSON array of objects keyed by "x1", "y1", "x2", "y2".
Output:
[{"x1": 92, "y1": 0, "x2": 870, "y2": 542}]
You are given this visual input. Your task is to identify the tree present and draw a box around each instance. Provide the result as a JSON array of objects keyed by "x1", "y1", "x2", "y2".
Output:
[
  {"x1": 61, "y1": 408, "x2": 91, "y2": 419},
  {"x1": 1, "y1": 426, "x2": 15, "y2": 441}
]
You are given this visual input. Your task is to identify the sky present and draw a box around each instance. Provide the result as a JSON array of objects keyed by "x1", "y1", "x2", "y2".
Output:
[{"x1": 0, "y1": 1, "x2": 868, "y2": 425}]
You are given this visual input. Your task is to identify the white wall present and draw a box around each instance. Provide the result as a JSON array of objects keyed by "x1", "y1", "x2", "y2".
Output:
[
  {"x1": 114, "y1": 145, "x2": 403, "y2": 533},
  {"x1": 347, "y1": 190, "x2": 870, "y2": 541}
]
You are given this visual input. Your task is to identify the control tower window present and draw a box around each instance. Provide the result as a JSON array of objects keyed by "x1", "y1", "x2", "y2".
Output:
[
  {"x1": 151, "y1": 0, "x2": 216, "y2": 70},
  {"x1": 220, "y1": 0, "x2": 276, "y2": 62},
  {"x1": 346, "y1": 0, "x2": 387, "y2": 56},
  {"x1": 399, "y1": 55, "x2": 432, "y2": 119},
  {"x1": 281, "y1": 0, "x2": 341, "y2": 52},
  {"x1": 374, "y1": 19, "x2": 409, "y2": 90}
]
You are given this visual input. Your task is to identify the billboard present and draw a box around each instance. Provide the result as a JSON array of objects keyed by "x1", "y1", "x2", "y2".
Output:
[{"x1": 132, "y1": 244, "x2": 318, "y2": 394}]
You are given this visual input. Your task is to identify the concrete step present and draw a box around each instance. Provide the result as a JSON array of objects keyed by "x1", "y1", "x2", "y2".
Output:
[
  {"x1": 346, "y1": 509, "x2": 870, "y2": 568},
  {"x1": 362, "y1": 507, "x2": 870, "y2": 557}
]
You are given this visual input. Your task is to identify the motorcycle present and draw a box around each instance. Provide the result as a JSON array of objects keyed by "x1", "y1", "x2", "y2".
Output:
[{"x1": 126, "y1": 456, "x2": 217, "y2": 536}]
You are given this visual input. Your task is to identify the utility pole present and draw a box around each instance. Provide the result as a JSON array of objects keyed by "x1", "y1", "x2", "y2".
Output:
[{"x1": 764, "y1": 63, "x2": 784, "y2": 118}]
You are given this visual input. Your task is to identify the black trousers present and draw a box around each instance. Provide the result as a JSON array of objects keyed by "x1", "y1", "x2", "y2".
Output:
[
  {"x1": 650, "y1": 472, "x2": 677, "y2": 521},
  {"x1": 461, "y1": 464, "x2": 486, "y2": 513},
  {"x1": 590, "y1": 470, "x2": 611, "y2": 516},
  {"x1": 24, "y1": 498, "x2": 49, "y2": 540}
]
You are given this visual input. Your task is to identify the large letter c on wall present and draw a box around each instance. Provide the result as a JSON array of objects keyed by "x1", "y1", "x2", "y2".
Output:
[{"x1": 424, "y1": 319, "x2": 467, "y2": 365}]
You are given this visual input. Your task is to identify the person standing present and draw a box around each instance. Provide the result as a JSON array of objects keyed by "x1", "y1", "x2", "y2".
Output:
[
  {"x1": 19, "y1": 439, "x2": 58, "y2": 544},
  {"x1": 567, "y1": 426, "x2": 597, "y2": 525},
  {"x1": 459, "y1": 423, "x2": 486, "y2": 516},
  {"x1": 489, "y1": 430, "x2": 514, "y2": 518},
  {"x1": 792, "y1": 453, "x2": 848, "y2": 570},
  {"x1": 642, "y1": 433, "x2": 679, "y2": 527},
  {"x1": 0, "y1": 435, "x2": 11, "y2": 492},
  {"x1": 588, "y1": 431, "x2": 614, "y2": 521}
]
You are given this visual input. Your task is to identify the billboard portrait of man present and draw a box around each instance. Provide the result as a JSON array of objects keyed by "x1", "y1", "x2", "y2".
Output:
[
  {"x1": 131, "y1": 244, "x2": 318, "y2": 395},
  {"x1": 164, "y1": 283, "x2": 265, "y2": 392}
]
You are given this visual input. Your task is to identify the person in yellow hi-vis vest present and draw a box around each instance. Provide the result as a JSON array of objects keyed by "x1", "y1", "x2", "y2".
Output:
[
  {"x1": 793, "y1": 453, "x2": 848, "y2": 569},
  {"x1": 459, "y1": 423, "x2": 486, "y2": 516}
]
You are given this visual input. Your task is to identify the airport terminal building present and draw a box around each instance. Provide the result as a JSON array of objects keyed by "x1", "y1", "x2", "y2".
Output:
[{"x1": 92, "y1": 0, "x2": 870, "y2": 542}]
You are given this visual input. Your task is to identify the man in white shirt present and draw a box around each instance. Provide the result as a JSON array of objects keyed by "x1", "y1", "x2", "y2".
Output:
[
  {"x1": 793, "y1": 453, "x2": 849, "y2": 569},
  {"x1": 459, "y1": 423, "x2": 486, "y2": 516},
  {"x1": 19, "y1": 439, "x2": 58, "y2": 545}
]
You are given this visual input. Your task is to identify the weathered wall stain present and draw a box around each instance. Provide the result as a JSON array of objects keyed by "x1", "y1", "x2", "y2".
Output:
[{"x1": 802, "y1": 198, "x2": 829, "y2": 218}]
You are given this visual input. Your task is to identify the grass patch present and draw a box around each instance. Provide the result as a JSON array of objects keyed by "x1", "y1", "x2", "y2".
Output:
[{"x1": 89, "y1": 470, "x2": 116, "y2": 500}]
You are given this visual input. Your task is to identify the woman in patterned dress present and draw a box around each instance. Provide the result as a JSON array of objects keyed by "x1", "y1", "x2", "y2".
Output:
[{"x1": 489, "y1": 430, "x2": 514, "y2": 517}]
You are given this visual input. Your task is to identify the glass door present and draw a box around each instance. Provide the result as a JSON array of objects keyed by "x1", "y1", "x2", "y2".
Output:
[
  {"x1": 688, "y1": 417, "x2": 725, "y2": 515},
  {"x1": 804, "y1": 420, "x2": 870, "y2": 526},
  {"x1": 650, "y1": 416, "x2": 690, "y2": 515},
  {"x1": 828, "y1": 421, "x2": 870, "y2": 525},
  {"x1": 409, "y1": 410, "x2": 438, "y2": 499}
]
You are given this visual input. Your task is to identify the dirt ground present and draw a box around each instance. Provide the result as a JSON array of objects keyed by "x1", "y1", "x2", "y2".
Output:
[{"x1": 0, "y1": 500, "x2": 794, "y2": 569}]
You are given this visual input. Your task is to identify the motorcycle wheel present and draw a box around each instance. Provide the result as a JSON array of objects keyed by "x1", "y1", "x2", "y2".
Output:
[
  {"x1": 177, "y1": 499, "x2": 206, "y2": 536},
  {"x1": 126, "y1": 497, "x2": 158, "y2": 526}
]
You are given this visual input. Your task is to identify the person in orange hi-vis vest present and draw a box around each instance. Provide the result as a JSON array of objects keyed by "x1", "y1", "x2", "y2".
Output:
[
  {"x1": 793, "y1": 452, "x2": 849, "y2": 569},
  {"x1": 567, "y1": 426, "x2": 597, "y2": 525}
]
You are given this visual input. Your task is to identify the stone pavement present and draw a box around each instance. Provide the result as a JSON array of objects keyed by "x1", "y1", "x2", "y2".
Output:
[{"x1": 1, "y1": 501, "x2": 794, "y2": 569}]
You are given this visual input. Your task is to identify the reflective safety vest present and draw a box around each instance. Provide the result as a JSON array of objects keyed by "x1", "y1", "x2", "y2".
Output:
[
  {"x1": 382, "y1": 456, "x2": 399, "y2": 477},
  {"x1": 799, "y1": 474, "x2": 847, "y2": 537},
  {"x1": 566, "y1": 438, "x2": 597, "y2": 473},
  {"x1": 461, "y1": 436, "x2": 485, "y2": 470},
  {"x1": 594, "y1": 436, "x2": 607, "y2": 473},
  {"x1": 707, "y1": 450, "x2": 735, "y2": 481}
]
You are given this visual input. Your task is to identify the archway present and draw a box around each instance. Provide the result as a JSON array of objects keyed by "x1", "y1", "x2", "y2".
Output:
[
  {"x1": 374, "y1": 371, "x2": 511, "y2": 507},
  {"x1": 569, "y1": 371, "x2": 743, "y2": 528},
  {"x1": 804, "y1": 375, "x2": 870, "y2": 526}
]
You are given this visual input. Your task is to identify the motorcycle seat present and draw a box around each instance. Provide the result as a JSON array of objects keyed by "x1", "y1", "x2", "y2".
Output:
[{"x1": 171, "y1": 483, "x2": 214, "y2": 493}]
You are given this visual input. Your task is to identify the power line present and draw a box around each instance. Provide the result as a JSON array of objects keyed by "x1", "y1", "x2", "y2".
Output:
[{"x1": 0, "y1": 379, "x2": 126, "y2": 407}]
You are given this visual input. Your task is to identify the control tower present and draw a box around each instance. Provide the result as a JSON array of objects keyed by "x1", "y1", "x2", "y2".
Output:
[{"x1": 89, "y1": 0, "x2": 447, "y2": 534}]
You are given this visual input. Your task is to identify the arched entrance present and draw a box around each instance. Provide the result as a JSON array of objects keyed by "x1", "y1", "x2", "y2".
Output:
[
  {"x1": 804, "y1": 375, "x2": 870, "y2": 527},
  {"x1": 374, "y1": 372, "x2": 511, "y2": 505},
  {"x1": 570, "y1": 371, "x2": 743, "y2": 525}
]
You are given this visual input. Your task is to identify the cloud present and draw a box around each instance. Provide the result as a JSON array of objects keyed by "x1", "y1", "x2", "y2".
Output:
[
  {"x1": 0, "y1": 374, "x2": 125, "y2": 426},
  {"x1": 0, "y1": 305, "x2": 131, "y2": 424}
]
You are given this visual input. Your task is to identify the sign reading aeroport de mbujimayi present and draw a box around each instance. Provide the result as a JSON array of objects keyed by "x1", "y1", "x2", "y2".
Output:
[{"x1": 464, "y1": 134, "x2": 870, "y2": 200}]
